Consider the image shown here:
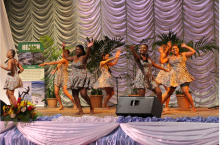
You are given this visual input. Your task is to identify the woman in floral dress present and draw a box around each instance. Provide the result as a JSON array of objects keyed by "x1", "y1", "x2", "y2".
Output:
[
  {"x1": 160, "y1": 43, "x2": 196, "y2": 113},
  {"x1": 93, "y1": 50, "x2": 121, "y2": 109},
  {"x1": 130, "y1": 44, "x2": 169, "y2": 104},
  {"x1": 1, "y1": 49, "x2": 23, "y2": 104},
  {"x1": 62, "y1": 41, "x2": 94, "y2": 115},
  {"x1": 156, "y1": 42, "x2": 172, "y2": 110},
  {"x1": 39, "y1": 49, "x2": 77, "y2": 110}
]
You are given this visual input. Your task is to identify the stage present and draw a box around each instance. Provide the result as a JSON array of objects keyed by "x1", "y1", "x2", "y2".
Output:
[{"x1": 36, "y1": 106, "x2": 219, "y2": 119}]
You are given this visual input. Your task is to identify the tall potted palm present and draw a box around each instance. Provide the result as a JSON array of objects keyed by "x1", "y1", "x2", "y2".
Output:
[{"x1": 85, "y1": 36, "x2": 124, "y2": 107}]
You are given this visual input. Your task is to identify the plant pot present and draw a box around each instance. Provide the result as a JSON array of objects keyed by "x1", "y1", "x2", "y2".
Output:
[
  {"x1": 90, "y1": 95, "x2": 103, "y2": 108},
  {"x1": 128, "y1": 95, "x2": 140, "y2": 97},
  {"x1": 47, "y1": 98, "x2": 57, "y2": 108},
  {"x1": 176, "y1": 95, "x2": 190, "y2": 109}
]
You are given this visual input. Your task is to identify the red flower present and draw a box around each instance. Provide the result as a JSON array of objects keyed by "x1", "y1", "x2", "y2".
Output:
[
  {"x1": 17, "y1": 97, "x2": 21, "y2": 104},
  {"x1": 27, "y1": 106, "x2": 34, "y2": 111}
]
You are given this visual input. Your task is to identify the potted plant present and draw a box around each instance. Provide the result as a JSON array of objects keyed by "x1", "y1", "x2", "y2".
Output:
[
  {"x1": 90, "y1": 88, "x2": 103, "y2": 108},
  {"x1": 30, "y1": 35, "x2": 73, "y2": 108},
  {"x1": 176, "y1": 90, "x2": 191, "y2": 109},
  {"x1": 85, "y1": 36, "x2": 124, "y2": 107}
]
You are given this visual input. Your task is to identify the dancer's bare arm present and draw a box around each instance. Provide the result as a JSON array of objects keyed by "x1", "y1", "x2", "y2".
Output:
[
  {"x1": 39, "y1": 58, "x2": 67, "y2": 67},
  {"x1": 181, "y1": 43, "x2": 195, "y2": 58},
  {"x1": 150, "y1": 58, "x2": 169, "y2": 72},
  {"x1": 129, "y1": 45, "x2": 140, "y2": 63},
  {"x1": 62, "y1": 42, "x2": 74, "y2": 62},
  {"x1": 84, "y1": 40, "x2": 94, "y2": 62}
]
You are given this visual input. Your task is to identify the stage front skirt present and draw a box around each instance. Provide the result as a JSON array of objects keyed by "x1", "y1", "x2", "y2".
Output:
[{"x1": 0, "y1": 115, "x2": 219, "y2": 145}]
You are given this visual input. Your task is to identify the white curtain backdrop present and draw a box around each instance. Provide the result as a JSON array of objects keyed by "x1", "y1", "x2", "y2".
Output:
[
  {"x1": 0, "y1": 0, "x2": 18, "y2": 105},
  {"x1": 2, "y1": 0, "x2": 219, "y2": 107}
]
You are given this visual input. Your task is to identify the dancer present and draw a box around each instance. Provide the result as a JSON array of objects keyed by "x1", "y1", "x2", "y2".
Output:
[
  {"x1": 39, "y1": 49, "x2": 77, "y2": 110},
  {"x1": 1, "y1": 49, "x2": 23, "y2": 104},
  {"x1": 160, "y1": 43, "x2": 196, "y2": 113},
  {"x1": 62, "y1": 41, "x2": 94, "y2": 115},
  {"x1": 156, "y1": 42, "x2": 172, "y2": 110},
  {"x1": 130, "y1": 44, "x2": 169, "y2": 104},
  {"x1": 93, "y1": 50, "x2": 121, "y2": 109}
]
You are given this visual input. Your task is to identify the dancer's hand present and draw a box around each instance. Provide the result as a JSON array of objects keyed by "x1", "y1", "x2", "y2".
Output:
[
  {"x1": 164, "y1": 69, "x2": 170, "y2": 72},
  {"x1": 181, "y1": 43, "x2": 187, "y2": 48},
  {"x1": 116, "y1": 50, "x2": 121, "y2": 58},
  {"x1": 51, "y1": 70, "x2": 56, "y2": 74},
  {"x1": 62, "y1": 42, "x2": 66, "y2": 49},
  {"x1": 0, "y1": 64, "x2": 3, "y2": 68},
  {"x1": 39, "y1": 63, "x2": 45, "y2": 67},
  {"x1": 87, "y1": 39, "x2": 94, "y2": 48},
  {"x1": 167, "y1": 41, "x2": 171, "y2": 47},
  {"x1": 129, "y1": 45, "x2": 135, "y2": 51},
  {"x1": 159, "y1": 47, "x2": 163, "y2": 53}
]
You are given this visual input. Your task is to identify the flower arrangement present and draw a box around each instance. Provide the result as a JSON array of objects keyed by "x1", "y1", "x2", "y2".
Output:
[{"x1": 1, "y1": 97, "x2": 41, "y2": 127}]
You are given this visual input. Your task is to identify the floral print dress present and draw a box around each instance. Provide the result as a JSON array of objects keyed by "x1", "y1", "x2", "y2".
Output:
[
  {"x1": 4, "y1": 60, "x2": 23, "y2": 90},
  {"x1": 162, "y1": 55, "x2": 194, "y2": 87},
  {"x1": 93, "y1": 64, "x2": 114, "y2": 89},
  {"x1": 156, "y1": 63, "x2": 171, "y2": 86},
  {"x1": 67, "y1": 61, "x2": 90, "y2": 90},
  {"x1": 132, "y1": 59, "x2": 157, "y2": 90},
  {"x1": 54, "y1": 61, "x2": 69, "y2": 87}
]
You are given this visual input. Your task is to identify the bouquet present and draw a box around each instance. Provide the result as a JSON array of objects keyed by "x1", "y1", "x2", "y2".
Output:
[{"x1": 1, "y1": 97, "x2": 41, "y2": 127}]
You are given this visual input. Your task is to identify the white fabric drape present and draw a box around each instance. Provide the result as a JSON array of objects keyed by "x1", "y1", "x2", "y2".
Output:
[
  {"x1": 120, "y1": 122, "x2": 219, "y2": 145},
  {"x1": 0, "y1": 0, "x2": 18, "y2": 104},
  {"x1": 3, "y1": 0, "x2": 219, "y2": 107},
  {"x1": 1, "y1": 119, "x2": 219, "y2": 145},
  {"x1": 0, "y1": 121, "x2": 14, "y2": 133},
  {"x1": 17, "y1": 121, "x2": 119, "y2": 145}
]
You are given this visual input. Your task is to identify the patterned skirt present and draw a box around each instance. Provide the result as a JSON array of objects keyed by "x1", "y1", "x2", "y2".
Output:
[
  {"x1": 132, "y1": 70, "x2": 157, "y2": 90},
  {"x1": 93, "y1": 73, "x2": 114, "y2": 89},
  {"x1": 156, "y1": 68, "x2": 172, "y2": 86},
  {"x1": 67, "y1": 68, "x2": 90, "y2": 90},
  {"x1": 4, "y1": 74, "x2": 23, "y2": 90}
]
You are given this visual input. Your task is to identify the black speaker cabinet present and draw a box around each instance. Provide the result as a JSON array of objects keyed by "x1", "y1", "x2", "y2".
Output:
[{"x1": 116, "y1": 96, "x2": 162, "y2": 118}]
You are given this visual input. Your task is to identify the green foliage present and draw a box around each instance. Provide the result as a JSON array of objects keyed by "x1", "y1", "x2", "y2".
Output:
[
  {"x1": 152, "y1": 29, "x2": 219, "y2": 58},
  {"x1": 91, "y1": 88, "x2": 103, "y2": 95},
  {"x1": 176, "y1": 90, "x2": 192, "y2": 95}
]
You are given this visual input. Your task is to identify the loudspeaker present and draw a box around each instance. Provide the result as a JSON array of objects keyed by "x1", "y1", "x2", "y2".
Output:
[
  {"x1": 0, "y1": 100, "x2": 7, "y2": 117},
  {"x1": 116, "y1": 96, "x2": 162, "y2": 118}
]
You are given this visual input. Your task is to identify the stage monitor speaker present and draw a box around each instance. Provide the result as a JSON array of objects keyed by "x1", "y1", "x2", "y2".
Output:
[
  {"x1": 1, "y1": 100, "x2": 7, "y2": 117},
  {"x1": 116, "y1": 96, "x2": 162, "y2": 118}
]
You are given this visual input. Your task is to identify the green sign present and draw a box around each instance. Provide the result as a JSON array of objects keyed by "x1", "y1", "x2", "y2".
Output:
[
  {"x1": 22, "y1": 65, "x2": 44, "y2": 69},
  {"x1": 18, "y1": 42, "x2": 44, "y2": 52}
]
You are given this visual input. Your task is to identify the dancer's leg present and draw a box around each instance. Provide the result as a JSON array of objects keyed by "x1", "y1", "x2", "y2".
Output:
[
  {"x1": 138, "y1": 89, "x2": 145, "y2": 97},
  {"x1": 6, "y1": 90, "x2": 12, "y2": 104},
  {"x1": 63, "y1": 86, "x2": 77, "y2": 110},
  {"x1": 181, "y1": 84, "x2": 196, "y2": 113},
  {"x1": 162, "y1": 87, "x2": 176, "y2": 105},
  {"x1": 163, "y1": 85, "x2": 170, "y2": 110},
  {"x1": 103, "y1": 87, "x2": 113, "y2": 109},
  {"x1": 7, "y1": 89, "x2": 16, "y2": 104},
  {"x1": 54, "y1": 85, "x2": 63, "y2": 110},
  {"x1": 79, "y1": 87, "x2": 94, "y2": 114},
  {"x1": 72, "y1": 89, "x2": 83, "y2": 114},
  {"x1": 151, "y1": 86, "x2": 162, "y2": 104}
]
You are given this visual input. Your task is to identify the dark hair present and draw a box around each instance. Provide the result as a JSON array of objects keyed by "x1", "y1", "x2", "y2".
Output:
[
  {"x1": 101, "y1": 52, "x2": 108, "y2": 60},
  {"x1": 76, "y1": 45, "x2": 86, "y2": 55},
  {"x1": 66, "y1": 49, "x2": 70, "y2": 54},
  {"x1": 140, "y1": 44, "x2": 149, "y2": 63},
  {"x1": 10, "y1": 49, "x2": 16, "y2": 57},
  {"x1": 5, "y1": 49, "x2": 16, "y2": 63},
  {"x1": 101, "y1": 52, "x2": 111, "y2": 73}
]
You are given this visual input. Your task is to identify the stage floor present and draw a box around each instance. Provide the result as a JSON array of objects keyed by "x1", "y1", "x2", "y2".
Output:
[{"x1": 36, "y1": 106, "x2": 219, "y2": 118}]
